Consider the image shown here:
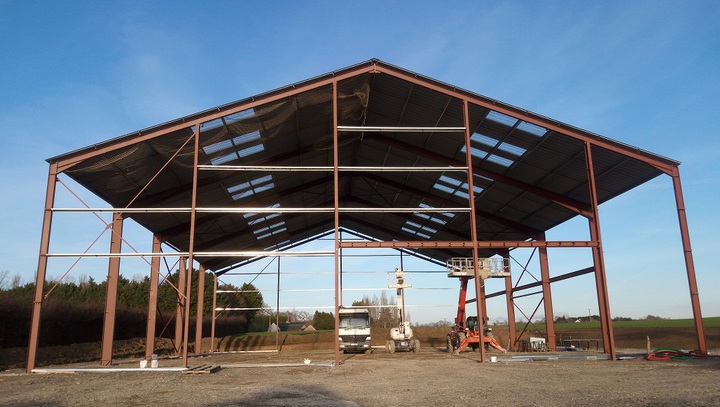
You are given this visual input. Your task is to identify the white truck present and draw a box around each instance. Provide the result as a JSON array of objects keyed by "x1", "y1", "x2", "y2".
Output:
[{"x1": 338, "y1": 307, "x2": 372, "y2": 353}]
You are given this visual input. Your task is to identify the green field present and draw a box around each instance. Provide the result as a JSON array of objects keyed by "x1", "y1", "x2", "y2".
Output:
[{"x1": 551, "y1": 316, "x2": 720, "y2": 330}]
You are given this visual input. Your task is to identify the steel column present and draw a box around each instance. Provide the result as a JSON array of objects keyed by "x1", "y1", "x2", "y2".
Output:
[
  {"x1": 463, "y1": 99, "x2": 487, "y2": 363},
  {"x1": 174, "y1": 257, "x2": 186, "y2": 354},
  {"x1": 145, "y1": 234, "x2": 162, "y2": 360},
  {"x1": 671, "y1": 168, "x2": 706, "y2": 353},
  {"x1": 584, "y1": 142, "x2": 616, "y2": 360},
  {"x1": 100, "y1": 212, "x2": 124, "y2": 366},
  {"x1": 194, "y1": 265, "x2": 206, "y2": 354},
  {"x1": 504, "y1": 274, "x2": 517, "y2": 350},
  {"x1": 26, "y1": 163, "x2": 58, "y2": 373},
  {"x1": 537, "y1": 232, "x2": 556, "y2": 351},
  {"x1": 210, "y1": 273, "x2": 218, "y2": 352},
  {"x1": 182, "y1": 125, "x2": 201, "y2": 367},
  {"x1": 275, "y1": 258, "x2": 280, "y2": 349},
  {"x1": 332, "y1": 81, "x2": 341, "y2": 368}
]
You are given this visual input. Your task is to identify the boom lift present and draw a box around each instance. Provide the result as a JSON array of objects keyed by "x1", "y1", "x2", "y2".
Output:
[
  {"x1": 385, "y1": 268, "x2": 420, "y2": 353},
  {"x1": 445, "y1": 257, "x2": 509, "y2": 354}
]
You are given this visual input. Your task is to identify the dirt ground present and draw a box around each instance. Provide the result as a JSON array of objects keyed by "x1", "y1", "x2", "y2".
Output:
[{"x1": 1, "y1": 326, "x2": 719, "y2": 406}]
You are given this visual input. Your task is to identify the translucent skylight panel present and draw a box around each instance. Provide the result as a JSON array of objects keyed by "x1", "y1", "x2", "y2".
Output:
[
  {"x1": 224, "y1": 108, "x2": 255, "y2": 125},
  {"x1": 253, "y1": 219, "x2": 286, "y2": 240},
  {"x1": 497, "y1": 142, "x2": 526, "y2": 157},
  {"x1": 229, "y1": 175, "x2": 275, "y2": 200},
  {"x1": 210, "y1": 153, "x2": 237, "y2": 165},
  {"x1": 256, "y1": 227, "x2": 287, "y2": 240},
  {"x1": 433, "y1": 183, "x2": 456, "y2": 195},
  {"x1": 486, "y1": 110, "x2": 518, "y2": 127},
  {"x1": 486, "y1": 154, "x2": 514, "y2": 167},
  {"x1": 517, "y1": 121, "x2": 547, "y2": 137},
  {"x1": 247, "y1": 213, "x2": 280, "y2": 226},
  {"x1": 417, "y1": 202, "x2": 454, "y2": 225},
  {"x1": 201, "y1": 118, "x2": 224, "y2": 131},
  {"x1": 243, "y1": 203, "x2": 280, "y2": 220},
  {"x1": 203, "y1": 139, "x2": 233, "y2": 155},
  {"x1": 433, "y1": 175, "x2": 482, "y2": 200},
  {"x1": 460, "y1": 145, "x2": 490, "y2": 159},
  {"x1": 233, "y1": 130, "x2": 261, "y2": 145},
  {"x1": 228, "y1": 175, "x2": 272, "y2": 193},
  {"x1": 265, "y1": 239, "x2": 291, "y2": 250},
  {"x1": 438, "y1": 175, "x2": 461, "y2": 187},
  {"x1": 471, "y1": 133, "x2": 499, "y2": 148},
  {"x1": 401, "y1": 227, "x2": 431, "y2": 240},
  {"x1": 238, "y1": 144, "x2": 265, "y2": 158}
]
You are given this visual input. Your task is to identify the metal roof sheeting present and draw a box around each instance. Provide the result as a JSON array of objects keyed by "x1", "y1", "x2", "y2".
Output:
[{"x1": 49, "y1": 59, "x2": 675, "y2": 272}]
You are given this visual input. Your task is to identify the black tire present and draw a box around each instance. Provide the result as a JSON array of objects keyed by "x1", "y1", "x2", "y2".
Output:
[{"x1": 446, "y1": 336, "x2": 453, "y2": 353}]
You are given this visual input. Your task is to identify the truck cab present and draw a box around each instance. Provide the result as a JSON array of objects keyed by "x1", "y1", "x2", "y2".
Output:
[{"x1": 338, "y1": 307, "x2": 372, "y2": 353}]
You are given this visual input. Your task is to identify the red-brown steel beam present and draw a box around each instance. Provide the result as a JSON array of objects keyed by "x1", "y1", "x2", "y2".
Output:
[
  {"x1": 332, "y1": 81, "x2": 341, "y2": 368},
  {"x1": 100, "y1": 212, "x2": 123, "y2": 366},
  {"x1": 194, "y1": 265, "x2": 206, "y2": 354},
  {"x1": 182, "y1": 125, "x2": 201, "y2": 366},
  {"x1": 537, "y1": 232, "x2": 557, "y2": 351},
  {"x1": 671, "y1": 168, "x2": 706, "y2": 353},
  {"x1": 464, "y1": 99, "x2": 487, "y2": 363},
  {"x1": 339, "y1": 240, "x2": 598, "y2": 249},
  {"x1": 585, "y1": 142, "x2": 616, "y2": 360},
  {"x1": 485, "y1": 267, "x2": 595, "y2": 299},
  {"x1": 504, "y1": 273, "x2": 517, "y2": 351},
  {"x1": 145, "y1": 234, "x2": 162, "y2": 361},
  {"x1": 174, "y1": 257, "x2": 186, "y2": 354},
  {"x1": 26, "y1": 162, "x2": 59, "y2": 373},
  {"x1": 210, "y1": 273, "x2": 218, "y2": 353}
]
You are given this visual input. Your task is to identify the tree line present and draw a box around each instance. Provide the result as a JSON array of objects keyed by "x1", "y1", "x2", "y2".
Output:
[{"x1": 0, "y1": 270, "x2": 264, "y2": 348}]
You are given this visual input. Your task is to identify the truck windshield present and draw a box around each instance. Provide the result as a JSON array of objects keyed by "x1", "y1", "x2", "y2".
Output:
[{"x1": 339, "y1": 316, "x2": 369, "y2": 329}]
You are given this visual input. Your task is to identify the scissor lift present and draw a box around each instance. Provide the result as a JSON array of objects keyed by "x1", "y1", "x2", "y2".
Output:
[{"x1": 446, "y1": 257, "x2": 510, "y2": 354}]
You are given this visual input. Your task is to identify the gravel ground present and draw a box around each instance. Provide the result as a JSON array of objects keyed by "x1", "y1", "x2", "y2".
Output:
[{"x1": 2, "y1": 347, "x2": 719, "y2": 406}]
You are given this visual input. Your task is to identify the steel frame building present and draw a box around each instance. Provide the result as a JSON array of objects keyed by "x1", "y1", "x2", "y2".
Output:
[{"x1": 26, "y1": 59, "x2": 705, "y2": 372}]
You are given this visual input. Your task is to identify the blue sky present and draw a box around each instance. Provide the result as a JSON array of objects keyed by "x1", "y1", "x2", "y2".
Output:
[{"x1": 0, "y1": 1, "x2": 718, "y2": 324}]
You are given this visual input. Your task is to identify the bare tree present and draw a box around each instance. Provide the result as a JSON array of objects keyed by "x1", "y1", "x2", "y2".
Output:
[
  {"x1": 0, "y1": 270, "x2": 9, "y2": 290},
  {"x1": 11, "y1": 273, "x2": 21, "y2": 289}
]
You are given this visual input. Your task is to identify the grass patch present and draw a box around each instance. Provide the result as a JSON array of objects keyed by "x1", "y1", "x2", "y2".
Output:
[{"x1": 552, "y1": 317, "x2": 719, "y2": 330}]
